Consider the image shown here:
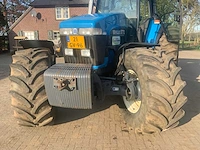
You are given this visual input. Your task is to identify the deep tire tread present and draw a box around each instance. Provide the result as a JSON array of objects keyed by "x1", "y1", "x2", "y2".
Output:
[
  {"x1": 29, "y1": 56, "x2": 49, "y2": 70},
  {"x1": 171, "y1": 82, "x2": 186, "y2": 104},
  {"x1": 164, "y1": 55, "x2": 174, "y2": 70},
  {"x1": 28, "y1": 67, "x2": 48, "y2": 85},
  {"x1": 148, "y1": 78, "x2": 173, "y2": 95},
  {"x1": 122, "y1": 48, "x2": 187, "y2": 134},
  {"x1": 13, "y1": 107, "x2": 35, "y2": 121},
  {"x1": 12, "y1": 55, "x2": 31, "y2": 64},
  {"x1": 28, "y1": 83, "x2": 44, "y2": 100},
  {"x1": 137, "y1": 54, "x2": 164, "y2": 63},
  {"x1": 150, "y1": 92, "x2": 173, "y2": 113},
  {"x1": 170, "y1": 67, "x2": 182, "y2": 86},
  {"x1": 150, "y1": 109, "x2": 168, "y2": 127},
  {"x1": 39, "y1": 117, "x2": 54, "y2": 127},
  {"x1": 9, "y1": 76, "x2": 31, "y2": 93},
  {"x1": 34, "y1": 107, "x2": 52, "y2": 123},
  {"x1": 10, "y1": 48, "x2": 54, "y2": 127},
  {"x1": 145, "y1": 122, "x2": 162, "y2": 133},
  {"x1": 10, "y1": 90, "x2": 32, "y2": 108},
  {"x1": 167, "y1": 109, "x2": 185, "y2": 128},
  {"x1": 143, "y1": 62, "x2": 170, "y2": 78},
  {"x1": 17, "y1": 120, "x2": 36, "y2": 127},
  {"x1": 31, "y1": 96, "x2": 48, "y2": 114},
  {"x1": 10, "y1": 64, "x2": 30, "y2": 78},
  {"x1": 31, "y1": 49, "x2": 49, "y2": 58},
  {"x1": 156, "y1": 34, "x2": 179, "y2": 63}
]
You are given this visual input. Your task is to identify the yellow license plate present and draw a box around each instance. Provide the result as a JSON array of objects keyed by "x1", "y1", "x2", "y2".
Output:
[{"x1": 67, "y1": 36, "x2": 86, "y2": 49}]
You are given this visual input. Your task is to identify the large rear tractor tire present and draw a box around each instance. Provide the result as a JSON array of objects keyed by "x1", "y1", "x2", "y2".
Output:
[
  {"x1": 9, "y1": 48, "x2": 55, "y2": 127},
  {"x1": 121, "y1": 48, "x2": 187, "y2": 134},
  {"x1": 156, "y1": 34, "x2": 179, "y2": 64}
]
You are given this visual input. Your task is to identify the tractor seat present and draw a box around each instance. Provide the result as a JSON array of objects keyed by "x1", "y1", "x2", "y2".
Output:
[
  {"x1": 145, "y1": 18, "x2": 163, "y2": 44},
  {"x1": 138, "y1": 17, "x2": 163, "y2": 44}
]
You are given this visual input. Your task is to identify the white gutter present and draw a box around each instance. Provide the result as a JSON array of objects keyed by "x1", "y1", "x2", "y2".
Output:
[
  {"x1": 88, "y1": 0, "x2": 94, "y2": 14},
  {"x1": 9, "y1": 7, "x2": 33, "y2": 31}
]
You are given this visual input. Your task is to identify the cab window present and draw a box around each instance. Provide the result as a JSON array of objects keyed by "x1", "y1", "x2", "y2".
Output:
[
  {"x1": 97, "y1": 0, "x2": 138, "y2": 18},
  {"x1": 140, "y1": 0, "x2": 150, "y2": 23}
]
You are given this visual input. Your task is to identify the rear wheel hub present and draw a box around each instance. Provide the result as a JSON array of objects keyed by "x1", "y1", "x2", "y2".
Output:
[{"x1": 123, "y1": 70, "x2": 142, "y2": 114}]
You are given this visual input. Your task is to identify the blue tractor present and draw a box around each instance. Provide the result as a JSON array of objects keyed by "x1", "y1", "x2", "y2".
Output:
[{"x1": 10, "y1": 0, "x2": 187, "y2": 134}]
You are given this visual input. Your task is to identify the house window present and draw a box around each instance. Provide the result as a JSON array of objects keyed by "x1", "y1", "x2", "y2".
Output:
[
  {"x1": 48, "y1": 30, "x2": 60, "y2": 40},
  {"x1": 18, "y1": 31, "x2": 39, "y2": 40},
  {"x1": 53, "y1": 31, "x2": 60, "y2": 40},
  {"x1": 55, "y1": 7, "x2": 69, "y2": 20},
  {"x1": 24, "y1": 31, "x2": 35, "y2": 40}
]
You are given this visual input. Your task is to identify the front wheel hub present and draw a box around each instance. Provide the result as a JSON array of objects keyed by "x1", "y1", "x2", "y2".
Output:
[{"x1": 123, "y1": 70, "x2": 142, "y2": 114}]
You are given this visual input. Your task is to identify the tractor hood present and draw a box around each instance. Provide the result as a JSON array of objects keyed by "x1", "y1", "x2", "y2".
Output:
[{"x1": 59, "y1": 13, "x2": 128, "y2": 35}]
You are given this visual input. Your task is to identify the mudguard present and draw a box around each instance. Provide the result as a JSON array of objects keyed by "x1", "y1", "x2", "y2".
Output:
[{"x1": 20, "y1": 40, "x2": 55, "y2": 54}]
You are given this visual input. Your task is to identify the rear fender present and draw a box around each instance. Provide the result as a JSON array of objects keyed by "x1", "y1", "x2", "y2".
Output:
[
  {"x1": 164, "y1": 25, "x2": 180, "y2": 43},
  {"x1": 19, "y1": 40, "x2": 55, "y2": 54}
]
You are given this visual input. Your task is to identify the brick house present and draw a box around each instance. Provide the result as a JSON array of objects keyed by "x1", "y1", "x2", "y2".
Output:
[{"x1": 9, "y1": 0, "x2": 89, "y2": 51}]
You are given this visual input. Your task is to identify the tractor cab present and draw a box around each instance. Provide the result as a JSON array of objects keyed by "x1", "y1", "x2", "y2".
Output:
[
  {"x1": 96, "y1": 0, "x2": 138, "y2": 19},
  {"x1": 58, "y1": 0, "x2": 181, "y2": 73},
  {"x1": 59, "y1": 0, "x2": 153, "y2": 68},
  {"x1": 92, "y1": 0, "x2": 162, "y2": 44},
  {"x1": 91, "y1": 0, "x2": 180, "y2": 44}
]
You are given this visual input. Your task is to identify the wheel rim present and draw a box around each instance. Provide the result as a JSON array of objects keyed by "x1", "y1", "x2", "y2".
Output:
[{"x1": 123, "y1": 70, "x2": 142, "y2": 114}]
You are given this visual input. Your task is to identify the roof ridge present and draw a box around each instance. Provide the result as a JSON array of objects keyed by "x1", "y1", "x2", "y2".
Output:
[
  {"x1": 30, "y1": 0, "x2": 89, "y2": 7},
  {"x1": 9, "y1": 7, "x2": 33, "y2": 31}
]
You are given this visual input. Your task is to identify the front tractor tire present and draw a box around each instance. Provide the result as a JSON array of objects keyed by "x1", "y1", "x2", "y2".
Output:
[
  {"x1": 122, "y1": 48, "x2": 187, "y2": 134},
  {"x1": 10, "y1": 48, "x2": 55, "y2": 127}
]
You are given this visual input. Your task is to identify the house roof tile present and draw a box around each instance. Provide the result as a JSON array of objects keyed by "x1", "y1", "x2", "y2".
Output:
[{"x1": 30, "y1": 0, "x2": 89, "y2": 7}]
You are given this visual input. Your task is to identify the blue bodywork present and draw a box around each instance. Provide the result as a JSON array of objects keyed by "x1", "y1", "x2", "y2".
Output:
[
  {"x1": 60, "y1": 13, "x2": 162, "y2": 70},
  {"x1": 60, "y1": 13, "x2": 127, "y2": 35},
  {"x1": 60, "y1": 13, "x2": 128, "y2": 70},
  {"x1": 92, "y1": 57, "x2": 109, "y2": 70},
  {"x1": 145, "y1": 19, "x2": 161, "y2": 44},
  {"x1": 92, "y1": 50, "x2": 114, "y2": 70}
]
